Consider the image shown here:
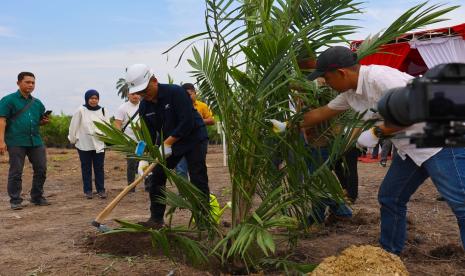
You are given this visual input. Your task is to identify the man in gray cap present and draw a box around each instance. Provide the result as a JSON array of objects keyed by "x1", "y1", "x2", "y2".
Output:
[{"x1": 276, "y1": 46, "x2": 465, "y2": 255}]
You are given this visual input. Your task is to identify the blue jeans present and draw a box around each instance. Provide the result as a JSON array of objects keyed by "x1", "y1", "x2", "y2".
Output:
[
  {"x1": 306, "y1": 147, "x2": 352, "y2": 224},
  {"x1": 379, "y1": 148, "x2": 465, "y2": 254},
  {"x1": 175, "y1": 157, "x2": 189, "y2": 179}
]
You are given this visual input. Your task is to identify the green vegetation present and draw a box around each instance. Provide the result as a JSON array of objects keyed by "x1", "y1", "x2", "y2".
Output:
[
  {"x1": 96, "y1": 1, "x2": 457, "y2": 274},
  {"x1": 40, "y1": 114, "x2": 72, "y2": 148}
]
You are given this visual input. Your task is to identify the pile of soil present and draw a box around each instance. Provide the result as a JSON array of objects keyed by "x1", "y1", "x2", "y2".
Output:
[
  {"x1": 311, "y1": 245, "x2": 409, "y2": 276},
  {"x1": 89, "y1": 232, "x2": 155, "y2": 256}
]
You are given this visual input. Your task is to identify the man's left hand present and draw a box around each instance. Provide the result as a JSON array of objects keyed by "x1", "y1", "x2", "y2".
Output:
[{"x1": 357, "y1": 128, "x2": 379, "y2": 148}]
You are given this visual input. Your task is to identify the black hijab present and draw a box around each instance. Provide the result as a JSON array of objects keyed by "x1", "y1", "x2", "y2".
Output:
[{"x1": 84, "y1": 89, "x2": 102, "y2": 111}]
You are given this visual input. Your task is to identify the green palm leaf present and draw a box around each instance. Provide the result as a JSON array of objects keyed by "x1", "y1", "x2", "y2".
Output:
[{"x1": 357, "y1": 2, "x2": 459, "y2": 60}]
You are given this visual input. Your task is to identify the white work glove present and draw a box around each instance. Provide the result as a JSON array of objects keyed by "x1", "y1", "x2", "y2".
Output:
[
  {"x1": 357, "y1": 128, "x2": 379, "y2": 148},
  {"x1": 137, "y1": 160, "x2": 149, "y2": 176},
  {"x1": 266, "y1": 119, "x2": 287, "y2": 133},
  {"x1": 159, "y1": 144, "x2": 172, "y2": 158}
]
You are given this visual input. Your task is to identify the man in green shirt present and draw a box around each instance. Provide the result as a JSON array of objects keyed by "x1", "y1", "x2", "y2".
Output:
[{"x1": 0, "y1": 72, "x2": 51, "y2": 210}]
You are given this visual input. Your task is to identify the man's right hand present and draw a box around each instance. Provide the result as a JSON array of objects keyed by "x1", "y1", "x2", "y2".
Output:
[
  {"x1": 0, "y1": 141, "x2": 7, "y2": 155},
  {"x1": 266, "y1": 119, "x2": 287, "y2": 133}
]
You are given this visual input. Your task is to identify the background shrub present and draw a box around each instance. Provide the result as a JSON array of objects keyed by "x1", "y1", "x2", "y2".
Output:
[{"x1": 40, "y1": 114, "x2": 72, "y2": 148}]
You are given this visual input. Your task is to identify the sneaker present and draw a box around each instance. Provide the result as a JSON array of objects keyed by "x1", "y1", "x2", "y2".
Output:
[
  {"x1": 85, "y1": 192, "x2": 93, "y2": 199},
  {"x1": 98, "y1": 191, "x2": 107, "y2": 199},
  {"x1": 11, "y1": 202, "x2": 24, "y2": 210},
  {"x1": 30, "y1": 197, "x2": 51, "y2": 206},
  {"x1": 137, "y1": 219, "x2": 165, "y2": 229},
  {"x1": 380, "y1": 160, "x2": 387, "y2": 167}
]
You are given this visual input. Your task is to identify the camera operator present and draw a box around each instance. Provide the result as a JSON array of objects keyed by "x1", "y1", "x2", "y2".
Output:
[{"x1": 297, "y1": 46, "x2": 465, "y2": 255}]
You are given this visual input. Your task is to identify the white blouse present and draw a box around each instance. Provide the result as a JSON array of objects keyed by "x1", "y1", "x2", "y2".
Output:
[{"x1": 68, "y1": 106, "x2": 110, "y2": 153}]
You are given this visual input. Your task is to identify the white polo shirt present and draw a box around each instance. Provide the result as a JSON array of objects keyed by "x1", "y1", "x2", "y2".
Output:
[
  {"x1": 328, "y1": 64, "x2": 442, "y2": 166},
  {"x1": 114, "y1": 101, "x2": 140, "y2": 141}
]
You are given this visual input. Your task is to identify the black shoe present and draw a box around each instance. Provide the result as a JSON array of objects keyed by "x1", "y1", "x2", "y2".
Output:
[
  {"x1": 85, "y1": 192, "x2": 93, "y2": 199},
  {"x1": 30, "y1": 197, "x2": 51, "y2": 206},
  {"x1": 11, "y1": 202, "x2": 24, "y2": 210},
  {"x1": 137, "y1": 219, "x2": 165, "y2": 229},
  {"x1": 380, "y1": 160, "x2": 387, "y2": 167},
  {"x1": 98, "y1": 191, "x2": 107, "y2": 199}
]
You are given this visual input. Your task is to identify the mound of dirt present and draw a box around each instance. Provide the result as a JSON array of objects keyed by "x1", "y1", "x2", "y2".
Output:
[
  {"x1": 89, "y1": 232, "x2": 155, "y2": 256},
  {"x1": 311, "y1": 245, "x2": 409, "y2": 276}
]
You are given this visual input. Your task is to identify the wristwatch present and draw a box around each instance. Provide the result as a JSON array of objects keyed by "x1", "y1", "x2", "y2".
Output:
[{"x1": 372, "y1": 126, "x2": 393, "y2": 139}]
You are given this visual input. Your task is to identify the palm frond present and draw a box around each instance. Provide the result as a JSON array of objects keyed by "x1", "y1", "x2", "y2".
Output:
[
  {"x1": 357, "y1": 2, "x2": 459, "y2": 60},
  {"x1": 107, "y1": 220, "x2": 209, "y2": 266}
]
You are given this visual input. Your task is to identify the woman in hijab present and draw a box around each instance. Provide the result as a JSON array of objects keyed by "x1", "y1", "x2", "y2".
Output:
[{"x1": 68, "y1": 89, "x2": 110, "y2": 199}]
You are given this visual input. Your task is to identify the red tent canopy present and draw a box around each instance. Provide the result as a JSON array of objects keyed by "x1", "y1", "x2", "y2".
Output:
[{"x1": 350, "y1": 23, "x2": 465, "y2": 76}]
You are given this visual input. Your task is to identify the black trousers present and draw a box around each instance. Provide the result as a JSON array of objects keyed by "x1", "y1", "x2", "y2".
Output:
[
  {"x1": 334, "y1": 147, "x2": 359, "y2": 202},
  {"x1": 148, "y1": 140, "x2": 210, "y2": 221},
  {"x1": 77, "y1": 149, "x2": 105, "y2": 194},
  {"x1": 127, "y1": 158, "x2": 138, "y2": 184},
  {"x1": 7, "y1": 146, "x2": 47, "y2": 204}
]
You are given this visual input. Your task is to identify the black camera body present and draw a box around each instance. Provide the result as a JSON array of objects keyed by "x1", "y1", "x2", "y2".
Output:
[{"x1": 378, "y1": 63, "x2": 465, "y2": 147}]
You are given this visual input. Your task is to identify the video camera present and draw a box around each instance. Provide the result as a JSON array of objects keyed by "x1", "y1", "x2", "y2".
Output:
[{"x1": 377, "y1": 63, "x2": 465, "y2": 147}]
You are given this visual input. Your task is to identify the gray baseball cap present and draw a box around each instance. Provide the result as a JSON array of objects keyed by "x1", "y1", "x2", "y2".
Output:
[{"x1": 307, "y1": 46, "x2": 358, "y2": 80}]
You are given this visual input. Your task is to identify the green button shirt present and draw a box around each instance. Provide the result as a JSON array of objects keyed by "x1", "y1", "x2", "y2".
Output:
[{"x1": 0, "y1": 90, "x2": 45, "y2": 147}]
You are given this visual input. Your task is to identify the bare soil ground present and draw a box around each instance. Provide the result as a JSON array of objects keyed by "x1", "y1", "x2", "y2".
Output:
[{"x1": 0, "y1": 145, "x2": 464, "y2": 275}]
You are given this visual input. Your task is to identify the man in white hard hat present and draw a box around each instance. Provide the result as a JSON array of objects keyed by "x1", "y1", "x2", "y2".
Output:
[{"x1": 125, "y1": 64, "x2": 210, "y2": 229}]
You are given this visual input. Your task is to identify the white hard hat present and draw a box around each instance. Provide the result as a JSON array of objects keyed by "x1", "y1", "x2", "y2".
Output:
[{"x1": 125, "y1": 64, "x2": 153, "y2": 94}]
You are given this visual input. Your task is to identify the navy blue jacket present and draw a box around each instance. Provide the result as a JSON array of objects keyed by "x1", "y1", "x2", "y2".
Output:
[{"x1": 139, "y1": 83, "x2": 208, "y2": 156}]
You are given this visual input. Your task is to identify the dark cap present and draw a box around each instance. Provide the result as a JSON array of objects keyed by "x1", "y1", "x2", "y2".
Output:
[
  {"x1": 181, "y1": 83, "x2": 196, "y2": 91},
  {"x1": 307, "y1": 46, "x2": 358, "y2": 80}
]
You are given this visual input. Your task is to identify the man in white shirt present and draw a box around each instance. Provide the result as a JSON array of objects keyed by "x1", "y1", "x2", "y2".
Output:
[
  {"x1": 114, "y1": 93, "x2": 144, "y2": 192},
  {"x1": 301, "y1": 46, "x2": 465, "y2": 255}
]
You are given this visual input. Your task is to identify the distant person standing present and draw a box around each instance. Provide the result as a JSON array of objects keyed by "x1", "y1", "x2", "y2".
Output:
[
  {"x1": 68, "y1": 89, "x2": 110, "y2": 199},
  {"x1": 175, "y1": 83, "x2": 215, "y2": 179},
  {"x1": 0, "y1": 72, "x2": 51, "y2": 210},
  {"x1": 114, "y1": 93, "x2": 146, "y2": 192}
]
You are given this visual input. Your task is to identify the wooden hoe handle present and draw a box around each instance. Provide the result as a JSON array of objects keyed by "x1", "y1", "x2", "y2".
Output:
[{"x1": 93, "y1": 162, "x2": 158, "y2": 224}]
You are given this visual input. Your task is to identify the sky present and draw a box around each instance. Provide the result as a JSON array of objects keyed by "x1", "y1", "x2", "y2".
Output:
[{"x1": 0, "y1": 0, "x2": 464, "y2": 115}]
